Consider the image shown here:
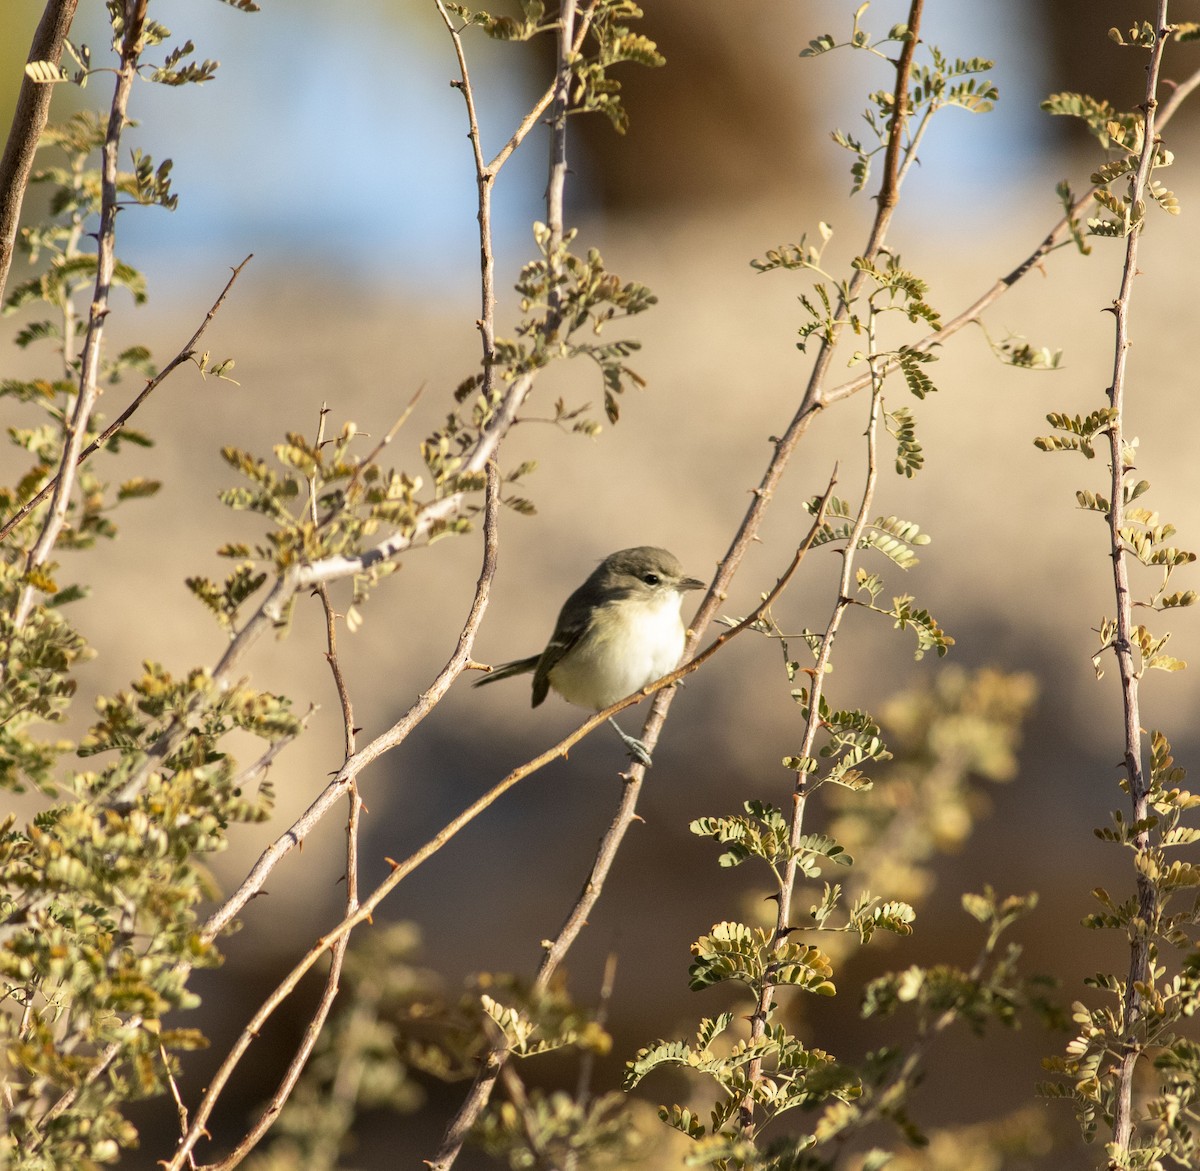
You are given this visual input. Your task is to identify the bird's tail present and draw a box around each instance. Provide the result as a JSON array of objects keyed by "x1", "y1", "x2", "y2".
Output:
[{"x1": 472, "y1": 655, "x2": 540, "y2": 687}]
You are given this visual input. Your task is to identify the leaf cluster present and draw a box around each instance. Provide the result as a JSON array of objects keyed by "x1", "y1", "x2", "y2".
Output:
[
  {"x1": 805, "y1": 7, "x2": 994, "y2": 196},
  {"x1": 1037, "y1": 409, "x2": 1197, "y2": 670},
  {"x1": 0, "y1": 652, "x2": 286, "y2": 1168},
  {"x1": 207, "y1": 422, "x2": 417, "y2": 623},
  {"x1": 0, "y1": 6, "x2": 302, "y2": 1166},
  {"x1": 630, "y1": 784, "x2": 1042, "y2": 1168},
  {"x1": 793, "y1": 499, "x2": 950, "y2": 660},
  {"x1": 446, "y1": 0, "x2": 664, "y2": 133},
  {"x1": 509, "y1": 222, "x2": 657, "y2": 423},
  {"x1": 474, "y1": 1089, "x2": 651, "y2": 1170},
  {"x1": 804, "y1": 496, "x2": 930, "y2": 569},
  {"x1": 785, "y1": 691, "x2": 892, "y2": 791},
  {"x1": 1042, "y1": 92, "x2": 1180, "y2": 237},
  {"x1": 1042, "y1": 733, "x2": 1200, "y2": 1163}
]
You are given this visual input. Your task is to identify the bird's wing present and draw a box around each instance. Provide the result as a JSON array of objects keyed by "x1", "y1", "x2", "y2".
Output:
[{"x1": 530, "y1": 611, "x2": 592, "y2": 707}]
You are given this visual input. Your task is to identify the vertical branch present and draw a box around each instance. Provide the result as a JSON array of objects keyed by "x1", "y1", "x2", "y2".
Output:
[
  {"x1": 0, "y1": 0, "x2": 80, "y2": 303},
  {"x1": 740, "y1": 313, "x2": 886, "y2": 1132},
  {"x1": 13, "y1": 0, "x2": 148, "y2": 630},
  {"x1": 1107, "y1": 3, "x2": 1171, "y2": 1153},
  {"x1": 683, "y1": 0, "x2": 923, "y2": 660},
  {"x1": 545, "y1": 0, "x2": 576, "y2": 260},
  {"x1": 436, "y1": 0, "x2": 498, "y2": 388},
  {"x1": 197, "y1": 412, "x2": 367, "y2": 1171},
  {"x1": 428, "y1": 8, "x2": 578, "y2": 1164}
]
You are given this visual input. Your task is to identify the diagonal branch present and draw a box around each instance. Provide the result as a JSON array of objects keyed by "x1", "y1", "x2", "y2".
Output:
[
  {"x1": 191, "y1": 411, "x2": 371, "y2": 1171},
  {"x1": 820, "y1": 60, "x2": 1200, "y2": 409},
  {"x1": 167, "y1": 461, "x2": 505, "y2": 1171},
  {"x1": 0, "y1": 255, "x2": 252, "y2": 545}
]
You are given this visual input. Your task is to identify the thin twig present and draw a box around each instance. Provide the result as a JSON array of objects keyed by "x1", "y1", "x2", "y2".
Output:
[
  {"x1": 0, "y1": 255, "x2": 252, "y2": 545},
  {"x1": 0, "y1": 0, "x2": 80, "y2": 303},
  {"x1": 436, "y1": 0, "x2": 598, "y2": 396},
  {"x1": 12, "y1": 0, "x2": 148, "y2": 631},
  {"x1": 821, "y1": 59, "x2": 1200, "y2": 410},
  {"x1": 194, "y1": 409, "x2": 365, "y2": 1171},
  {"x1": 1107, "y1": 3, "x2": 1170, "y2": 1153},
  {"x1": 743, "y1": 315, "x2": 888, "y2": 1133},
  {"x1": 574, "y1": 951, "x2": 618, "y2": 1105},
  {"x1": 435, "y1": 0, "x2": 496, "y2": 379},
  {"x1": 162, "y1": 1044, "x2": 197, "y2": 1171},
  {"x1": 730, "y1": 8, "x2": 924, "y2": 1134},
  {"x1": 872, "y1": 0, "x2": 921, "y2": 219},
  {"x1": 164, "y1": 461, "x2": 504, "y2": 1171}
]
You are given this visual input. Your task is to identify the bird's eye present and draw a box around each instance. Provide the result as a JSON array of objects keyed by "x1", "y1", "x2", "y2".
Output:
[{"x1": 642, "y1": 572, "x2": 660, "y2": 586}]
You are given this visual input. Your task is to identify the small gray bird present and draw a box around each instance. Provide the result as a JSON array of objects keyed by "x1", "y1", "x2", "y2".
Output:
[{"x1": 474, "y1": 546, "x2": 705, "y2": 764}]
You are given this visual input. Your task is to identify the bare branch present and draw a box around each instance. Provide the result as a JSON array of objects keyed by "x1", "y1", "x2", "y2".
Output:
[{"x1": 0, "y1": 0, "x2": 80, "y2": 303}]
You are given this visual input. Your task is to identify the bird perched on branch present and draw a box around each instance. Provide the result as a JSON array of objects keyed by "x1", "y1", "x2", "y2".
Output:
[{"x1": 474, "y1": 546, "x2": 705, "y2": 765}]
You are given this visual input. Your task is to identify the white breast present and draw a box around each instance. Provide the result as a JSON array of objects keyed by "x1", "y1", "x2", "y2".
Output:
[{"x1": 548, "y1": 591, "x2": 686, "y2": 710}]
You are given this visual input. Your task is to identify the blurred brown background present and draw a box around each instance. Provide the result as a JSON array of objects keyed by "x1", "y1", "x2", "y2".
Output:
[{"x1": 4, "y1": 0, "x2": 1200, "y2": 1166}]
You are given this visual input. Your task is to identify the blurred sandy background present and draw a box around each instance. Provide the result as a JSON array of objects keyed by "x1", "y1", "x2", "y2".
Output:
[{"x1": 4, "y1": 0, "x2": 1200, "y2": 1166}]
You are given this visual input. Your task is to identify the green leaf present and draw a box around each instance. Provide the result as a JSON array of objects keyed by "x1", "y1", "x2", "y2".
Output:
[{"x1": 116, "y1": 477, "x2": 161, "y2": 501}]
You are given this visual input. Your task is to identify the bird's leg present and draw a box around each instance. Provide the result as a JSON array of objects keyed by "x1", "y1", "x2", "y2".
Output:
[{"x1": 608, "y1": 717, "x2": 652, "y2": 767}]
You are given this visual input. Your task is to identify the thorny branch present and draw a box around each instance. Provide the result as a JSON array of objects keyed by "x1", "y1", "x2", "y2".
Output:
[
  {"x1": 165, "y1": 461, "x2": 504, "y2": 1171},
  {"x1": 11, "y1": 0, "x2": 148, "y2": 632},
  {"x1": 0, "y1": 255, "x2": 253, "y2": 545},
  {"x1": 0, "y1": 0, "x2": 79, "y2": 302},
  {"x1": 195, "y1": 412, "x2": 368, "y2": 1171},
  {"x1": 1106, "y1": 2, "x2": 1171, "y2": 1154}
]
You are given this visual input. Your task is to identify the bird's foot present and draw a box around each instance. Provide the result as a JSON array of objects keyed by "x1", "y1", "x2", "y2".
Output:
[{"x1": 608, "y1": 717, "x2": 652, "y2": 768}]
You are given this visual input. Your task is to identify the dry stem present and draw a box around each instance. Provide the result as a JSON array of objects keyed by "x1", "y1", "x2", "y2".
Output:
[
  {"x1": 0, "y1": 0, "x2": 79, "y2": 302},
  {"x1": 0, "y1": 255, "x2": 252, "y2": 545},
  {"x1": 1106, "y1": 2, "x2": 1171, "y2": 1153},
  {"x1": 12, "y1": 0, "x2": 148, "y2": 630}
]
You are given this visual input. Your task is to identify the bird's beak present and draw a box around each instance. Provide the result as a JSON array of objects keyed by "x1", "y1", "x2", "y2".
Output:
[{"x1": 680, "y1": 576, "x2": 706, "y2": 592}]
